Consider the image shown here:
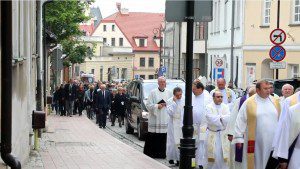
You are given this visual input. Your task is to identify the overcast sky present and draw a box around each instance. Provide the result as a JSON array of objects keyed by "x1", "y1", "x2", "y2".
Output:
[{"x1": 93, "y1": 0, "x2": 166, "y2": 18}]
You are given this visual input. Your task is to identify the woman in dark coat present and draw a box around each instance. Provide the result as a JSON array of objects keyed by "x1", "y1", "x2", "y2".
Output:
[
  {"x1": 115, "y1": 87, "x2": 127, "y2": 127},
  {"x1": 77, "y1": 84, "x2": 85, "y2": 116},
  {"x1": 57, "y1": 84, "x2": 66, "y2": 116},
  {"x1": 110, "y1": 89, "x2": 118, "y2": 126}
]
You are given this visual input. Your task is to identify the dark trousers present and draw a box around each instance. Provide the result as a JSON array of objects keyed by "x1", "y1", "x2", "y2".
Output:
[
  {"x1": 265, "y1": 151, "x2": 279, "y2": 169},
  {"x1": 98, "y1": 108, "x2": 108, "y2": 127}
]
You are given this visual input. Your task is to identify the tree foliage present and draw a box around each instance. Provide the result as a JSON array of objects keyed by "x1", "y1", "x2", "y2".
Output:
[{"x1": 45, "y1": 0, "x2": 95, "y2": 66}]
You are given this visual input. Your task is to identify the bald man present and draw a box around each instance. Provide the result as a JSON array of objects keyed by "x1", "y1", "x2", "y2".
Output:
[{"x1": 210, "y1": 78, "x2": 236, "y2": 111}]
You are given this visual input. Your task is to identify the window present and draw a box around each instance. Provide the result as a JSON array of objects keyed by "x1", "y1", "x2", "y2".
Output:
[
  {"x1": 111, "y1": 38, "x2": 115, "y2": 46},
  {"x1": 100, "y1": 68, "x2": 103, "y2": 82},
  {"x1": 103, "y1": 25, "x2": 107, "y2": 31},
  {"x1": 140, "y1": 57, "x2": 145, "y2": 67},
  {"x1": 139, "y1": 39, "x2": 145, "y2": 47},
  {"x1": 140, "y1": 75, "x2": 145, "y2": 79},
  {"x1": 119, "y1": 38, "x2": 123, "y2": 46},
  {"x1": 103, "y1": 38, "x2": 107, "y2": 44},
  {"x1": 235, "y1": 0, "x2": 241, "y2": 28},
  {"x1": 91, "y1": 69, "x2": 95, "y2": 74},
  {"x1": 112, "y1": 25, "x2": 115, "y2": 31},
  {"x1": 194, "y1": 22, "x2": 204, "y2": 40},
  {"x1": 75, "y1": 66, "x2": 80, "y2": 76},
  {"x1": 289, "y1": 64, "x2": 299, "y2": 78},
  {"x1": 294, "y1": 0, "x2": 300, "y2": 23},
  {"x1": 148, "y1": 75, "x2": 154, "y2": 79},
  {"x1": 263, "y1": 0, "x2": 271, "y2": 25},
  {"x1": 224, "y1": 1, "x2": 228, "y2": 30},
  {"x1": 121, "y1": 68, "x2": 127, "y2": 79},
  {"x1": 148, "y1": 58, "x2": 154, "y2": 67}
]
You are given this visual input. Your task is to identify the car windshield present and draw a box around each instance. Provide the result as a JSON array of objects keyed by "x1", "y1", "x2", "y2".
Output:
[{"x1": 143, "y1": 82, "x2": 185, "y2": 100}]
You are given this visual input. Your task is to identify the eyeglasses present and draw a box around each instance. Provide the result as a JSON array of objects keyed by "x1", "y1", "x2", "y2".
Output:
[{"x1": 215, "y1": 96, "x2": 223, "y2": 98}]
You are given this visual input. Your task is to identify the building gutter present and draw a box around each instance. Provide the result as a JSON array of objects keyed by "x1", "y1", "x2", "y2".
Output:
[
  {"x1": 1, "y1": 1, "x2": 22, "y2": 168},
  {"x1": 230, "y1": 0, "x2": 235, "y2": 83}
]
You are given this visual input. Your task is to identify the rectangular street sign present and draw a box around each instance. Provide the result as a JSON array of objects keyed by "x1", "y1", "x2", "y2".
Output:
[
  {"x1": 165, "y1": 0, "x2": 213, "y2": 22},
  {"x1": 270, "y1": 61, "x2": 286, "y2": 69}
]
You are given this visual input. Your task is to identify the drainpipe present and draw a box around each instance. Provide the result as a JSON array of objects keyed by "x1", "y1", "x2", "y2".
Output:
[
  {"x1": 36, "y1": 0, "x2": 44, "y2": 111},
  {"x1": 230, "y1": 0, "x2": 235, "y2": 83},
  {"x1": 1, "y1": 1, "x2": 22, "y2": 168}
]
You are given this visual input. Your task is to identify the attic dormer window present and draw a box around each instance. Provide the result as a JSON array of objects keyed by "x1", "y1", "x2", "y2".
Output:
[{"x1": 139, "y1": 39, "x2": 145, "y2": 47}]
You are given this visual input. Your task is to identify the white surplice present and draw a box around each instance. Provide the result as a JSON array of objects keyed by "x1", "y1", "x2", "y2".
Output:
[
  {"x1": 272, "y1": 93, "x2": 300, "y2": 169},
  {"x1": 272, "y1": 91, "x2": 300, "y2": 153},
  {"x1": 235, "y1": 95, "x2": 279, "y2": 169},
  {"x1": 166, "y1": 97, "x2": 184, "y2": 161},
  {"x1": 146, "y1": 88, "x2": 173, "y2": 133},
  {"x1": 193, "y1": 91, "x2": 213, "y2": 166},
  {"x1": 205, "y1": 103, "x2": 231, "y2": 169}
]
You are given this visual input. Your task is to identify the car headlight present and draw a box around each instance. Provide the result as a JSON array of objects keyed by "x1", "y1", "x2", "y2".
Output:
[{"x1": 142, "y1": 111, "x2": 149, "y2": 119}]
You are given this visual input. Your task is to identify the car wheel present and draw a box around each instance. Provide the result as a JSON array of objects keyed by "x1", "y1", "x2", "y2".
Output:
[
  {"x1": 137, "y1": 120, "x2": 145, "y2": 141},
  {"x1": 125, "y1": 117, "x2": 134, "y2": 134}
]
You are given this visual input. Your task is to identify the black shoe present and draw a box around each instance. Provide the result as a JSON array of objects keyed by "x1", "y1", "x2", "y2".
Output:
[
  {"x1": 99, "y1": 126, "x2": 102, "y2": 128},
  {"x1": 111, "y1": 124, "x2": 115, "y2": 126},
  {"x1": 103, "y1": 126, "x2": 106, "y2": 129},
  {"x1": 199, "y1": 165, "x2": 203, "y2": 169},
  {"x1": 175, "y1": 161, "x2": 179, "y2": 166},
  {"x1": 169, "y1": 160, "x2": 174, "y2": 164}
]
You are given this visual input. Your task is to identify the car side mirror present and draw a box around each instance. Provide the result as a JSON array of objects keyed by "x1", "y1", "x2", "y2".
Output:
[{"x1": 130, "y1": 96, "x2": 140, "y2": 103}]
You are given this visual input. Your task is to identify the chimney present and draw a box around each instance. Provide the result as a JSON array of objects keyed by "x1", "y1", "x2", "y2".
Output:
[{"x1": 116, "y1": 2, "x2": 121, "y2": 12}]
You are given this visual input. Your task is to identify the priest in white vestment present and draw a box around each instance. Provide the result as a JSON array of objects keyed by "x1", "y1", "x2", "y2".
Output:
[
  {"x1": 272, "y1": 92, "x2": 300, "y2": 169},
  {"x1": 235, "y1": 80, "x2": 281, "y2": 169},
  {"x1": 166, "y1": 87, "x2": 184, "y2": 165},
  {"x1": 273, "y1": 91, "x2": 300, "y2": 156},
  {"x1": 144, "y1": 77, "x2": 173, "y2": 158},
  {"x1": 210, "y1": 78, "x2": 236, "y2": 111},
  {"x1": 205, "y1": 91, "x2": 231, "y2": 169},
  {"x1": 192, "y1": 81, "x2": 213, "y2": 168},
  {"x1": 279, "y1": 84, "x2": 294, "y2": 107},
  {"x1": 226, "y1": 86, "x2": 256, "y2": 169}
]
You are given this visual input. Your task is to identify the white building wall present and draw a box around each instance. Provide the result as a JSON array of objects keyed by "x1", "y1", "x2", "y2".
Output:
[
  {"x1": 7, "y1": 1, "x2": 37, "y2": 165},
  {"x1": 207, "y1": 0, "x2": 244, "y2": 87},
  {"x1": 93, "y1": 22, "x2": 131, "y2": 47}
]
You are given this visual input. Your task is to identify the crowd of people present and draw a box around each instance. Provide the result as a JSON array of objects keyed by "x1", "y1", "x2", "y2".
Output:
[
  {"x1": 51, "y1": 76, "x2": 300, "y2": 169},
  {"x1": 145, "y1": 77, "x2": 299, "y2": 169},
  {"x1": 52, "y1": 79, "x2": 129, "y2": 128}
]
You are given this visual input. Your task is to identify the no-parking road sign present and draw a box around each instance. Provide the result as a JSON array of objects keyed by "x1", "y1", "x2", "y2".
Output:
[
  {"x1": 269, "y1": 45, "x2": 286, "y2": 62},
  {"x1": 270, "y1": 28, "x2": 286, "y2": 45}
]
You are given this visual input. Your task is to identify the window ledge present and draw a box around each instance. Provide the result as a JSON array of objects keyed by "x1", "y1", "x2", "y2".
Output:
[
  {"x1": 288, "y1": 23, "x2": 300, "y2": 27},
  {"x1": 12, "y1": 57, "x2": 26, "y2": 66},
  {"x1": 259, "y1": 25, "x2": 270, "y2": 28}
]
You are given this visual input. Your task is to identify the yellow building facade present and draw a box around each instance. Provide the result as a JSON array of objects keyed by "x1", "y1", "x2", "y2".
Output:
[{"x1": 243, "y1": 0, "x2": 300, "y2": 87}]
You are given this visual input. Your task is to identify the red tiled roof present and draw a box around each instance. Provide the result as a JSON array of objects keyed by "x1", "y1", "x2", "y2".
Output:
[{"x1": 93, "y1": 12, "x2": 164, "y2": 52}]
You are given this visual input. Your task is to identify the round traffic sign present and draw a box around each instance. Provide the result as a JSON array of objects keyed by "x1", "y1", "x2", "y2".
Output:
[
  {"x1": 270, "y1": 28, "x2": 286, "y2": 45},
  {"x1": 215, "y1": 59, "x2": 223, "y2": 67},
  {"x1": 269, "y1": 45, "x2": 286, "y2": 62}
]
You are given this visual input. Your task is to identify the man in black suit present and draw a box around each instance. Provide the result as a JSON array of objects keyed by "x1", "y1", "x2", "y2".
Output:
[
  {"x1": 96, "y1": 84, "x2": 111, "y2": 128},
  {"x1": 64, "y1": 79, "x2": 77, "y2": 117}
]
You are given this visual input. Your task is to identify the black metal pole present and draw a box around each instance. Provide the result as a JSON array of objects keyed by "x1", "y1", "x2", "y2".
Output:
[
  {"x1": 1, "y1": 1, "x2": 22, "y2": 168},
  {"x1": 275, "y1": 0, "x2": 280, "y2": 79},
  {"x1": 179, "y1": 1, "x2": 196, "y2": 169}
]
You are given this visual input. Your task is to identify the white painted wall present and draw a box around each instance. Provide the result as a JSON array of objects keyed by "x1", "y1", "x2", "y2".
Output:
[
  {"x1": 93, "y1": 22, "x2": 131, "y2": 47},
  {"x1": 207, "y1": 0, "x2": 244, "y2": 87},
  {"x1": 4, "y1": 0, "x2": 38, "y2": 165}
]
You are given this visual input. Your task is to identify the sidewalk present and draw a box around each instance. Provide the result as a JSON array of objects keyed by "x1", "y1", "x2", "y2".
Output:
[{"x1": 32, "y1": 114, "x2": 170, "y2": 169}]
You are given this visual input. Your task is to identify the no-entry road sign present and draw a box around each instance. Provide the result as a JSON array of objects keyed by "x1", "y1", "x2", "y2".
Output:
[
  {"x1": 270, "y1": 28, "x2": 286, "y2": 45},
  {"x1": 269, "y1": 45, "x2": 286, "y2": 62}
]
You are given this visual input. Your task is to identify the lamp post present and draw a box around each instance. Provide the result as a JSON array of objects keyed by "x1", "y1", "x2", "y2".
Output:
[{"x1": 153, "y1": 27, "x2": 163, "y2": 77}]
